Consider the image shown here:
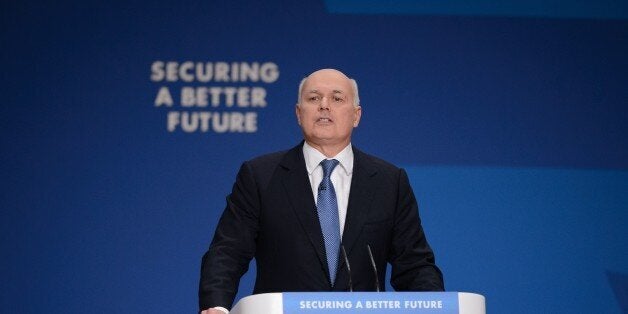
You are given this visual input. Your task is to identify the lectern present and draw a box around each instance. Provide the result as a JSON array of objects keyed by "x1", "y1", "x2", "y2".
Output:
[{"x1": 231, "y1": 292, "x2": 485, "y2": 314}]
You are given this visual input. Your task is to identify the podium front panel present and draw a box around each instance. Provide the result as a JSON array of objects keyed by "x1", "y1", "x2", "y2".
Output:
[{"x1": 231, "y1": 292, "x2": 485, "y2": 314}]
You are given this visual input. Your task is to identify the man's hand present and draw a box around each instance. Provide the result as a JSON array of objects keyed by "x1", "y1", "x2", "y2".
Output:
[{"x1": 201, "y1": 307, "x2": 228, "y2": 314}]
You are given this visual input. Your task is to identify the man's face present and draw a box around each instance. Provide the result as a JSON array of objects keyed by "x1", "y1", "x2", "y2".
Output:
[{"x1": 296, "y1": 69, "x2": 362, "y2": 149}]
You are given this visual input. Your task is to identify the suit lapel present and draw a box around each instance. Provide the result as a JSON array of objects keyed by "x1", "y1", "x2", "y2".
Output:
[
  {"x1": 341, "y1": 147, "x2": 378, "y2": 258},
  {"x1": 280, "y1": 143, "x2": 330, "y2": 277}
]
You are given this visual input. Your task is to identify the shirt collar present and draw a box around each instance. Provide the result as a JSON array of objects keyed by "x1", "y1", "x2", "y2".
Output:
[{"x1": 303, "y1": 141, "x2": 354, "y2": 176}]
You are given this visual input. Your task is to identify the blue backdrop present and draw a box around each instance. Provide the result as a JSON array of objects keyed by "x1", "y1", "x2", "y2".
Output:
[{"x1": 2, "y1": 1, "x2": 627, "y2": 313}]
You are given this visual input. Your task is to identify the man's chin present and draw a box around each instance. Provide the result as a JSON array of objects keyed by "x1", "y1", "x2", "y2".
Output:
[{"x1": 306, "y1": 135, "x2": 352, "y2": 148}]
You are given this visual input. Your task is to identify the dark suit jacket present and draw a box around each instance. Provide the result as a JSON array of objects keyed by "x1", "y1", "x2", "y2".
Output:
[{"x1": 199, "y1": 142, "x2": 443, "y2": 310}]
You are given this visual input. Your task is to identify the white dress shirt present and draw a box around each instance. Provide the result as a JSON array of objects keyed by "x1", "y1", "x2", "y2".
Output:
[{"x1": 303, "y1": 141, "x2": 354, "y2": 238}]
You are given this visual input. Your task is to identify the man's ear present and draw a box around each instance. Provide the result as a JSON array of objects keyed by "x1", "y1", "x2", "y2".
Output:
[
  {"x1": 295, "y1": 104, "x2": 302, "y2": 125},
  {"x1": 353, "y1": 106, "x2": 362, "y2": 127}
]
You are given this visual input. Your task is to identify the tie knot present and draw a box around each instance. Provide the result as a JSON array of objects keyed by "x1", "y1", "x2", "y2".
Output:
[{"x1": 320, "y1": 159, "x2": 340, "y2": 178}]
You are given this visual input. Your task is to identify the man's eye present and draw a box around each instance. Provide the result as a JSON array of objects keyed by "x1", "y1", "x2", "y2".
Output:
[
  {"x1": 309, "y1": 96, "x2": 321, "y2": 101},
  {"x1": 333, "y1": 97, "x2": 344, "y2": 102}
]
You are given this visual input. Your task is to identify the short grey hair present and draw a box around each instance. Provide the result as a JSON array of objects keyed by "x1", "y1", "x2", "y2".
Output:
[{"x1": 297, "y1": 76, "x2": 360, "y2": 107}]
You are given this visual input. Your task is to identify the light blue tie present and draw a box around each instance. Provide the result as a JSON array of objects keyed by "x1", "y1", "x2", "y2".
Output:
[{"x1": 317, "y1": 159, "x2": 341, "y2": 286}]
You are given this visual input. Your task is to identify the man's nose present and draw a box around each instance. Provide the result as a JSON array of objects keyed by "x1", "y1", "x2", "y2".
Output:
[{"x1": 318, "y1": 97, "x2": 330, "y2": 110}]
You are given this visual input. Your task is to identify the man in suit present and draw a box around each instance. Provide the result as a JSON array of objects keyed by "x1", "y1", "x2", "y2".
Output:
[{"x1": 199, "y1": 69, "x2": 444, "y2": 313}]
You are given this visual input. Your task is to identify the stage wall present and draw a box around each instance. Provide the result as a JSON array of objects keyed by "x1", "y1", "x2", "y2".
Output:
[{"x1": 2, "y1": 1, "x2": 627, "y2": 313}]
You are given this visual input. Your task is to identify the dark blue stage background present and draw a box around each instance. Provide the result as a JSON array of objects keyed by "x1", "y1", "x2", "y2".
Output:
[{"x1": 2, "y1": 1, "x2": 627, "y2": 313}]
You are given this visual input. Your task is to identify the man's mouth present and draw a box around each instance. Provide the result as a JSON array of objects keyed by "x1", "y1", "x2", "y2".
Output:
[{"x1": 317, "y1": 117, "x2": 332, "y2": 122}]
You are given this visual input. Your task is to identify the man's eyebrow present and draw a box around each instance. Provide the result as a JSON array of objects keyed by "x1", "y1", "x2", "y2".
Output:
[{"x1": 305, "y1": 89, "x2": 345, "y2": 95}]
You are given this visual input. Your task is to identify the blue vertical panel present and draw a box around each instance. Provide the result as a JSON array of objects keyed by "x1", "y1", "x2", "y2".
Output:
[{"x1": 404, "y1": 166, "x2": 628, "y2": 313}]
